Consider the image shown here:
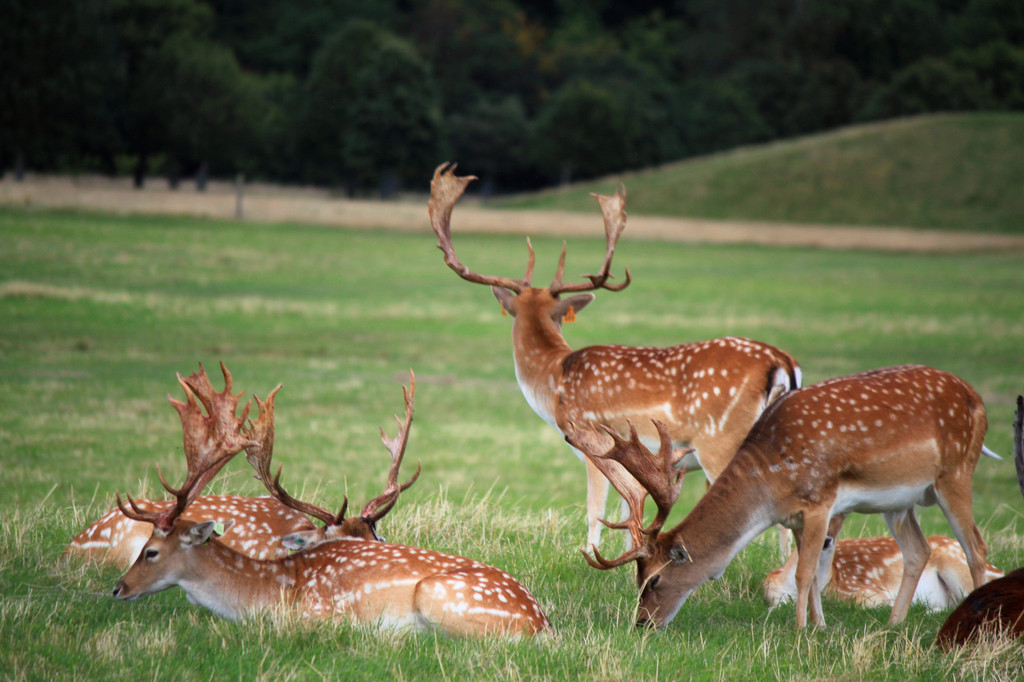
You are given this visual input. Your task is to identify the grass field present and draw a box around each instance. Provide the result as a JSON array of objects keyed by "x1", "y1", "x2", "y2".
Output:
[
  {"x1": 1, "y1": 206, "x2": 1023, "y2": 680},
  {"x1": 496, "y1": 113, "x2": 1024, "y2": 235}
]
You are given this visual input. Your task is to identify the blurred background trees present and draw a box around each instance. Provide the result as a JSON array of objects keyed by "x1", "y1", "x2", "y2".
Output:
[{"x1": 1, "y1": 0, "x2": 1021, "y2": 193}]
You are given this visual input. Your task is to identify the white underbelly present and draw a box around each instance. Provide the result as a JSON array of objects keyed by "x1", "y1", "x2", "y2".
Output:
[{"x1": 833, "y1": 482, "x2": 934, "y2": 515}]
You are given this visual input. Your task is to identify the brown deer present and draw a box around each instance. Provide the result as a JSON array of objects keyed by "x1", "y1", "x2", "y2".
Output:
[
  {"x1": 429, "y1": 163, "x2": 801, "y2": 549},
  {"x1": 111, "y1": 363, "x2": 550, "y2": 637},
  {"x1": 241, "y1": 371, "x2": 421, "y2": 550},
  {"x1": 64, "y1": 495, "x2": 314, "y2": 566},
  {"x1": 936, "y1": 395, "x2": 1024, "y2": 650},
  {"x1": 764, "y1": 535, "x2": 1003, "y2": 612},
  {"x1": 65, "y1": 371, "x2": 421, "y2": 565},
  {"x1": 568, "y1": 364, "x2": 995, "y2": 629}
]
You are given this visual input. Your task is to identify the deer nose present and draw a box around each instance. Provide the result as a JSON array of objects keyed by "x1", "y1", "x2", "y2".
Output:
[{"x1": 112, "y1": 582, "x2": 126, "y2": 599}]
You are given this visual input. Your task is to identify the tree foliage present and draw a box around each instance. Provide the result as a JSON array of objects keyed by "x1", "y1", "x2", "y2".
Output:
[{"x1": 4, "y1": 0, "x2": 1023, "y2": 191}]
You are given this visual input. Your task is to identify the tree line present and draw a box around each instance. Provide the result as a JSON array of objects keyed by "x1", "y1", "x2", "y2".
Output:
[{"x1": 3, "y1": 0, "x2": 1022, "y2": 195}]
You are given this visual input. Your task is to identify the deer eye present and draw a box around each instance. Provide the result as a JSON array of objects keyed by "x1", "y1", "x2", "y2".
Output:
[
  {"x1": 646, "y1": 575, "x2": 661, "y2": 591},
  {"x1": 143, "y1": 548, "x2": 159, "y2": 561}
]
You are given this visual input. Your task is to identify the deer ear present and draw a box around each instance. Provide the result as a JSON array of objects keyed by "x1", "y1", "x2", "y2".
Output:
[
  {"x1": 281, "y1": 532, "x2": 310, "y2": 551},
  {"x1": 189, "y1": 521, "x2": 221, "y2": 545},
  {"x1": 553, "y1": 293, "x2": 594, "y2": 324},
  {"x1": 669, "y1": 544, "x2": 692, "y2": 564},
  {"x1": 491, "y1": 286, "x2": 517, "y2": 316}
]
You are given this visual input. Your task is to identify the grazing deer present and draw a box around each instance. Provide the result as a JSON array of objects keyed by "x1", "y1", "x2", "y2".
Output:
[
  {"x1": 429, "y1": 163, "x2": 801, "y2": 549},
  {"x1": 936, "y1": 395, "x2": 1024, "y2": 650},
  {"x1": 241, "y1": 372, "x2": 420, "y2": 551},
  {"x1": 64, "y1": 495, "x2": 315, "y2": 566},
  {"x1": 111, "y1": 363, "x2": 550, "y2": 637},
  {"x1": 568, "y1": 364, "x2": 995, "y2": 629},
  {"x1": 764, "y1": 535, "x2": 1003, "y2": 612}
]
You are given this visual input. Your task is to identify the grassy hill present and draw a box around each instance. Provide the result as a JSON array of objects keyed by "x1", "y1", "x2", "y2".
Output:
[{"x1": 495, "y1": 113, "x2": 1024, "y2": 234}]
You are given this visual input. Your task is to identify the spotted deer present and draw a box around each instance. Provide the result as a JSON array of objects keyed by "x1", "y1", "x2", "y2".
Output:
[
  {"x1": 568, "y1": 364, "x2": 996, "y2": 629},
  {"x1": 937, "y1": 395, "x2": 1024, "y2": 650},
  {"x1": 111, "y1": 363, "x2": 550, "y2": 637},
  {"x1": 764, "y1": 535, "x2": 1003, "y2": 612},
  {"x1": 429, "y1": 163, "x2": 801, "y2": 549},
  {"x1": 65, "y1": 372, "x2": 420, "y2": 566},
  {"x1": 64, "y1": 495, "x2": 315, "y2": 566},
  {"x1": 241, "y1": 371, "x2": 420, "y2": 551}
]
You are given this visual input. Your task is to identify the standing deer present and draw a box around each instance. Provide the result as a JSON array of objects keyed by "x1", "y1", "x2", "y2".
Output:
[
  {"x1": 112, "y1": 363, "x2": 550, "y2": 637},
  {"x1": 241, "y1": 371, "x2": 421, "y2": 550},
  {"x1": 936, "y1": 395, "x2": 1024, "y2": 650},
  {"x1": 568, "y1": 364, "x2": 995, "y2": 629},
  {"x1": 764, "y1": 535, "x2": 1003, "y2": 612},
  {"x1": 429, "y1": 163, "x2": 801, "y2": 549}
]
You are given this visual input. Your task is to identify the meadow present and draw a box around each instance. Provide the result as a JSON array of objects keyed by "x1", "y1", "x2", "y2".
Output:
[
  {"x1": 497, "y1": 113, "x2": 1024, "y2": 235},
  {"x1": 1, "y1": 205, "x2": 1022, "y2": 680}
]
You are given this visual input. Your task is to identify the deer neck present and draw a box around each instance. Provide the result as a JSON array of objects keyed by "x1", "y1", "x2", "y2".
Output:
[
  {"x1": 177, "y1": 541, "x2": 301, "y2": 620},
  {"x1": 509, "y1": 312, "x2": 572, "y2": 425},
  {"x1": 668, "y1": 456, "x2": 777, "y2": 582}
]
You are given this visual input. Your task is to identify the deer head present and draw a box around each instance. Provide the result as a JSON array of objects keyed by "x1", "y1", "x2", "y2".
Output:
[
  {"x1": 430, "y1": 162, "x2": 631, "y2": 329},
  {"x1": 243, "y1": 371, "x2": 421, "y2": 550}
]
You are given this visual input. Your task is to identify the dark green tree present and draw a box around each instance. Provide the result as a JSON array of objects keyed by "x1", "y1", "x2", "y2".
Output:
[
  {"x1": 447, "y1": 96, "x2": 532, "y2": 194},
  {"x1": 145, "y1": 34, "x2": 263, "y2": 186},
  {"x1": 0, "y1": 0, "x2": 123, "y2": 176},
  {"x1": 301, "y1": 20, "x2": 442, "y2": 193},
  {"x1": 534, "y1": 80, "x2": 628, "y2": 184}
]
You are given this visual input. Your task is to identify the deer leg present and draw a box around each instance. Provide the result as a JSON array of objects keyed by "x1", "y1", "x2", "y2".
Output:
[
  {"x1": 882, "y1": 508, "x2": 930, "y2": 624},
  {"x1": 793, "y1": 511, "x2": 829, "y2": 629},
  {"x1": 934, "y1": 474, "x2": 989, "y2": 589},
  {"x1": 815, "y1": 514, "x2": 846, "y2": 590},
  {"x1": 583, "y1": 455, "x2": 612, "y2": 549}
]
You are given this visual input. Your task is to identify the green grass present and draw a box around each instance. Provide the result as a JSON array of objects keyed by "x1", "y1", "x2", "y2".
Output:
[
  {"x1": 2, "y1": 207, "x2": 1023, "y2": 680},
  {"x1": 495, "y1": 113, "x2": 1024, "y2": 234}
]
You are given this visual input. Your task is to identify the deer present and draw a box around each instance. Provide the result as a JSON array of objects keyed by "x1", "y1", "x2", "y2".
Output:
[
  {"x1": 240, "y1": 372, "x2": 420, "y2": 552},
  {"x1": 429, "y1": 163, "x2": 801, "y2": 551},
  {"x1": 936, "y1": 395, "x2": 1024, "y2": 650},
  {"x1": 64, "y1": 495, "x2": 315, "y2": 566},
  {"x1": 111, "y1": 363, "x2": 551, "y2": 637},
  {"x1": 566, "y1": 364, "x2": 996, "y2": 629},
  {"x1": 764, "y1": 535, "x2": 1003, "y2": 612},
  {"x1": 64, "y1": 373, "x2": 421, "y2": 566}
]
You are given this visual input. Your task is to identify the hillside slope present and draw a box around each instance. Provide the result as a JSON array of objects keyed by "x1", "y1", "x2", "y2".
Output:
[{"x1": 496, "y1": 113, "x2": 1024, "y2": 234}]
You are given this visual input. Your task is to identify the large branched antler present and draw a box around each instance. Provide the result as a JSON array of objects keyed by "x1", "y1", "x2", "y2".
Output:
[
  {"x1": 118, "y1": 363, "x2": 255, "y2": 533},
  {"x1": 430, "y1": 163, "x2": 532, "y2": 292},
  {"x1": 549, "y1": 187, "x2": 632, "y2": 295},
  {"x1": 242, "y1": 384, "x2": 347, "y2": 527},
  {"x1": 566, "y1": 420, "x2": 686, "y2": 569},
  {"x1": 430, "y1": 163, "x2": 631, "y2": 297},
  {"x1": 361, "y1": 371, "x2": 421, "y2": 523}
]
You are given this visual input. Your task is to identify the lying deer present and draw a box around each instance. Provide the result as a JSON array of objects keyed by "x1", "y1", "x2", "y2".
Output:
[
  {"x1": 111, "y1": 363, "x2": 550, "y2": 637},
  {"x1": 568, "y1": 364, "x2": 996, "y2": 629},
  {"x1": 64, "y1": 495, "x2": 314, "y2": 566},
  {"x1": 936, "y1": 395, "x2": 1024, "y2": 650},
  {"x1": 65, "y1": 370, "x2": 420, "y2": 565},
  {"x1": 430, "y1": 163, "x2": 801, "y2": 549},
  {"x1": 241, "y1": 373, "x2": 420, "y2": 551},
  {"x1": 764, "y1": 535, "x2": 1003, "y2": 612}
]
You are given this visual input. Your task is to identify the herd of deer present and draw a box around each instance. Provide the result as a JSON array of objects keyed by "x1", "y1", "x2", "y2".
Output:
[{"x1": 63, "y1": 163, "x2": 1023, "y2": 648}]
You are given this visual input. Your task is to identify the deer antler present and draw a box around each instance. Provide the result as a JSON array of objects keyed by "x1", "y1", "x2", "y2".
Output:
[
  {"x1": 430, "y1": 163, "x2": 533, "y2": 292},
  {"x1": 361, "y1": 371, "x2": 421, "y2": 523},
  {"x1": 242, "y1": 384, "x2": 347, "y2": 527},
  {"x1": 566, "y1": 420, "x2": 685, "y2": 569},
  {"x1": 549, "y1": 186, "x2": 632, "y2": 295},
  {"x1": 118, "y1": 363, "x2": 255, "y2": 533}
]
